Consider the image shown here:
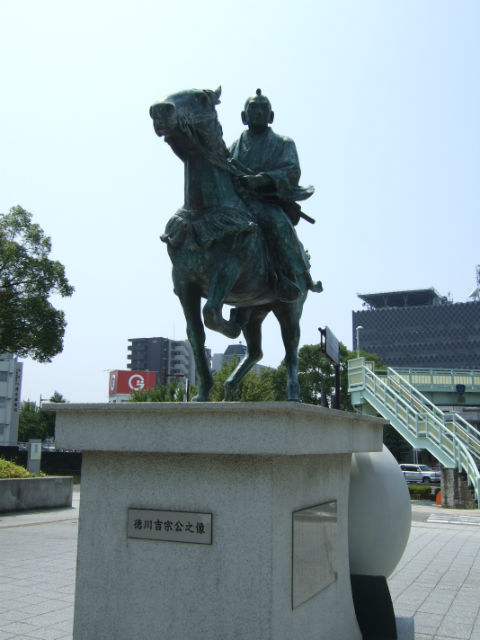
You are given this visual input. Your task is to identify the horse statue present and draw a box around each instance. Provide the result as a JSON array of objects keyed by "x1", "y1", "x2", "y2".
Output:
[{"x1": 149, "y1": 86, "x2": 322, "y2": 401}]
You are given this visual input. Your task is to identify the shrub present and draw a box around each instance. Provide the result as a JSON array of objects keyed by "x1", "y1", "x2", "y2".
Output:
[
  {"x1": 408, "y1": 484, "x2": 432, "y2": 499},
  {"x1": 0, "y1": 457, "x2": 36, "y2": 479}
]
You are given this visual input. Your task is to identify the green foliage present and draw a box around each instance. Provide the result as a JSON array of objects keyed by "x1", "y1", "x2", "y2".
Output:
[
  {"x1": 49, "y1": 391, "x2": 67, "y2": 403},
  {"x1": 297, "y1": 344, "x2": 333, "y2": 405},
  {"x1": 18, "y1": 392, "x2": 66, "y2": 442},
  {"x1": 210, "y1": 357, "x2": 237, "y2": 401},
  {"x1": 240, "y1": 368, "x2": 277, "y2": 401},
  {"x1": 408, "y1": 484, "x2": 433, "y2": 499},
  {"x1": 130, "y1": 380, "x2": 195, "y2": 402},
  {"x1": 0, "y1": 206, "x2": 74, "y2": 361},
  {"x1": 18, "y1": 401, "x2": 52, "y2": 442},
  {"x1": 210, "y1": 356, "x2": 277, "y2": 401},
  {"x1": 206, "y1": 343, "x2": 385, "y2": 405},
  {"x1": 271, "y1": 342, "x2": 385, "y2": 410},
  {"x1": 0, "y1": 457, "x2": 35, "y2": 478},
  {"x1": 383, "y1": 425, "x2": 413, "y2": 462},
  {"x1": 132, "y1": 342, "x2": 386, "y2": 408}
]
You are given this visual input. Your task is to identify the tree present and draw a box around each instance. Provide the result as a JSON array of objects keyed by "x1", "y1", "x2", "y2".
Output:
[
  {"x1": 265, "y1": 343, "x2": 385, "y2": 409},
  {"x1": 130, "y1": 380, "x2": 195, "y2": 402},
  {"x1": 209, "y1": 356, "x2": 277, "y2": 402},
  {"x1": 18, "y1": 401, "x2": 50, "y2": 442},
  {"x1": 0, "y1": 206, "x2": 74, "y2": 361},
  {"x1": 131, "y1": 344, "x2": 385, "y2": 408},
  {"x1": 17, "y1": 391, "x2": 67, "y2": 442},
  {"x1": 297, "y1": 344, "x2": 333, "y2": 405}
]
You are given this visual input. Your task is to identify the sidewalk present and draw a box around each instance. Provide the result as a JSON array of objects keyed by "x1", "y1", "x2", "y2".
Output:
[
  {"x1": 0, "y1": 488, "x2": 79, "y2": 640},
  {"x1": 0, "y1": 494, "x2": 479, "y2": 640},
  {"x1": 389, "y1": 503, "x2": 480, "y2": 640}
]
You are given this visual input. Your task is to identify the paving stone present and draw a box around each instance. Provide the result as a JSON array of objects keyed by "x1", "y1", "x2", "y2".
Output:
[
  {"x1": 412, "y1": 611, "x2": 443, "y2": 634},
  {"x1": 0, "y1": 494, "x2": 479, "y2": 640}
]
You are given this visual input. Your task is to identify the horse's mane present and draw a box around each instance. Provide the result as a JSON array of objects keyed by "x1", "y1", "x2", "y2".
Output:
[
  {"x1": 195, "y1": 112, "x2": 228, "y2": 160},
  {"x1": 176, "y1": 97, "x2": 229, "y2": 166}
]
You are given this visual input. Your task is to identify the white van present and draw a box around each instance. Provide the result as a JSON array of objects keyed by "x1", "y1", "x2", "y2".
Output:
[{"x1": 399, "y1": 464, "x2": 441, "y2": 483}]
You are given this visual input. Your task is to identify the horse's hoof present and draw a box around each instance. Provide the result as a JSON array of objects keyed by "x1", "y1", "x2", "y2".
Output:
[
  {"x1": 224, "y1": 382, "x2": 240, "y2": 402},
  {"x1": 203, "y1": 306, "x2": 241, "y2": 339},
  {"x1": 191, "y1": 394, "x2": 210, "y2": 402}
]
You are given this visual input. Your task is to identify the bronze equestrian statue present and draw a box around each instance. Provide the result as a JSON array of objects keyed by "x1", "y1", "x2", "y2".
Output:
[{"x1": 149, "y1": 86, "x2": 322, "y2": 401}]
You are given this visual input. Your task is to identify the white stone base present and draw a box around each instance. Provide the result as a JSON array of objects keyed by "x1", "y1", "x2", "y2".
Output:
[{"x1": 54, "y1": 402, "x2": 384, "y2": 640}]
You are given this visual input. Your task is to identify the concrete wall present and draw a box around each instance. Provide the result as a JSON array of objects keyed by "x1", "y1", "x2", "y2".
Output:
[{"x1": 0, "y1": 477, "x2": 73, "y2": 513}]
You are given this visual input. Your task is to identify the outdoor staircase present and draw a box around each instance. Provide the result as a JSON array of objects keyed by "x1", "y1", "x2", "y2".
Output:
[{"x1": 348, "y1": 358, "x2": 480, "y2": 503}]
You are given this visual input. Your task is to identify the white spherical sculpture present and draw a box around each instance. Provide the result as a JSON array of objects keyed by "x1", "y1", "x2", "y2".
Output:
[{"x1": 348, "y1": 445, "x2": 411, "y2": 578}]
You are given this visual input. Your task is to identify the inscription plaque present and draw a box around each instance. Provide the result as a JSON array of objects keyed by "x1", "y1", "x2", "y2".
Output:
[
  {"x1": 30, "y1": 442, "x2": 42, "y2": 460},
  {"x1": 292, "y1": 501, "x2": 338, "y2": 608},
  {"x1": 127, "y1": 508, "x2": 212, "y2": 544}
]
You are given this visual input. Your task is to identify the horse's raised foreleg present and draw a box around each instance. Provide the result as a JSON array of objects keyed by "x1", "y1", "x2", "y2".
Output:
[
  {"x1": 224, "y1": 308, "x2": 269, "y2": 401},
  {"x1": 273, "y1": 301, "x2": 304, "y2": 402},
  {"x1": 202, "y1": 260, "x2": 242, "y2": 339},
  {"x1": 174, "y1": 275, "x2": 213, "y2": 401}
]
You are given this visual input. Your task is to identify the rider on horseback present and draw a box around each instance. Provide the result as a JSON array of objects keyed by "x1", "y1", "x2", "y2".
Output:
[{"x1": 229, "y1": 89, "x2": 322, "y2": 302}]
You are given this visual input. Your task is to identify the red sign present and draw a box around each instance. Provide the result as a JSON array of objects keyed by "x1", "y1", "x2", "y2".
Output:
[{"x1": 109, "y1": 370, "x2": 157, "y2": 396}]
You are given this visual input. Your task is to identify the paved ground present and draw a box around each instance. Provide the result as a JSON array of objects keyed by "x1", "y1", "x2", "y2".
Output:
[
  {"x1": 0, "y1": 492, "x2": 479, "y2": 640},
  {"x1": 389, "y1": 502, "x2": 480, "y2": 640}
]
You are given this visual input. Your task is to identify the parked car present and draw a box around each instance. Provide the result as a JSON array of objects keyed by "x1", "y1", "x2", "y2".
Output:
[
  {"x1": 416, "y1": 465, "x2": 441, "y2": 483},
  {"x1": 399, "y1": 464, "x2": 441, "y2": 483},
  {"x1": 399, "y1": 464, "x2": 423, "y2": 483}
]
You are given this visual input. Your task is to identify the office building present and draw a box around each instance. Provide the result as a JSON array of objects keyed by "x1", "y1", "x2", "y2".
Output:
[
  {"x1": 127, "y1": 337, "x2": 199, "y2": 386},
  {"x1": 211, "y1": 343, "x2": 248, "y2": 372},
  {"x1": 0, "y1": 353, "x2": 23, "y2": 445},
  {"x1": 352, "y1": 288, "x2": 480, "y2": 369},
  {"x1": 211, "y1": 343, "x2": 271, "y2": 376}
]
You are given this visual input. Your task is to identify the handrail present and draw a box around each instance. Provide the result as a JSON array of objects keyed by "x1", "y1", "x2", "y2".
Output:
[
  {"x1": 387, "y1": 367, "x2": 480, "y2": 463},
  {"x1": 444, "y1": 412, "x2": 480, "y2": 460},
  {"x1": 388, "y1": 369, "x2": 446, "y2": 423},
  {"x1": 348, "y1": 358, "x2": 480, "y2": 502},
  {"x1": 394, "y1": 367, "x2": 480, "y2": 391},
  {"x1": 363, "y1": 367, "x2": 456, "y2": 460}
]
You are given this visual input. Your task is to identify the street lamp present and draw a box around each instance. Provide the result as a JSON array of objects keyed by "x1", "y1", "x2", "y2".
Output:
[{"x1": 356, "y1": 326, "x2": 364, "y2": 358}]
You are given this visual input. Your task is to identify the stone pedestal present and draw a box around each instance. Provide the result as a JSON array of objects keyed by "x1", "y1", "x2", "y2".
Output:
[{"x1": 54, "y1": 402, "x2": 384, "y2": 640}]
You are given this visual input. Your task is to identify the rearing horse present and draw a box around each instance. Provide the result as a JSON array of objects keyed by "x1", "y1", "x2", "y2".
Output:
[{"x1": 149, "y1": 87, "x2": 321, "y2": 401}]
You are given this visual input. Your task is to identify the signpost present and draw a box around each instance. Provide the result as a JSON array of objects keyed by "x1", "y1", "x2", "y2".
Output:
[{"x1": 319, "y1": 327, "x2": 341, "y2": 409}]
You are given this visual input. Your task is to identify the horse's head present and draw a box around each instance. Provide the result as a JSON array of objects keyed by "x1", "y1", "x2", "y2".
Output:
[{"x1": 150, "y1": 87, "x2": 222, "y2": 139}]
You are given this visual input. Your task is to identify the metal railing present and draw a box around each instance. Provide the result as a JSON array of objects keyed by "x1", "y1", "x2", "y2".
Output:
[
  {"x1": 393, "y1": 367, "x2": 480, "y2": 391},
  {"x1": 387, "y1": 368, "x2": 480, "y2": 462},
  {"x1": 348, "y1": 358, "x2": 480, "y2": 502}
]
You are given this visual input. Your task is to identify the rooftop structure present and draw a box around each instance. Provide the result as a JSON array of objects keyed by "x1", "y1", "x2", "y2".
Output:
[
  {"x1": 353, "y1": 288, "x2": 480, "y2": 370},
  {"x1": 358, "y1": 288, "x2": 448, "y2": 309},
  {"x1": 211, "y1": 343, "x2": 247, "y2": 372}
]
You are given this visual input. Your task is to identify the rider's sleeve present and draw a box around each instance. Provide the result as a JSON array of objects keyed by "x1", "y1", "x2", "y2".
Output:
[{"x1": 262, "y1": 136, "x2": 301, "y2": 199}]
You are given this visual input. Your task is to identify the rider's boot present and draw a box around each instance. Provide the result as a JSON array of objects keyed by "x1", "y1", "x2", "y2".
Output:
[{"x1": 305, "y1": 271, "x2": 323, "y2": 293}]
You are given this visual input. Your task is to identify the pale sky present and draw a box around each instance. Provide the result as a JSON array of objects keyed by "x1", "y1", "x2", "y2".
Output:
[{"x1": 1, "y1": 0, "x2": 478, "y2": 402}]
